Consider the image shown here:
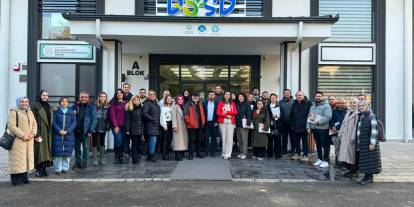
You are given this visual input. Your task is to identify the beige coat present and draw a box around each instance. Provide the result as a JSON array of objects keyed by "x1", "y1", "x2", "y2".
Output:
[
  {"x1": 171, "y1": 104, "x2": 188, "y2": 151},
  {"x1": 338, "y1": 109, "x2": 359, "y2": 164},
  {"x1": 7, "y1": 108, "x2": 37, "y2": 174}
]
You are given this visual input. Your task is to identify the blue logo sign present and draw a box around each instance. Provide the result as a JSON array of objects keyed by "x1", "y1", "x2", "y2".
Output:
[
  {"x1": 198, "y1": 25, "x2": 207, "y2": 33},
  {"x1": 167, "y1": 0, "x2": 236, "y2": 17}
]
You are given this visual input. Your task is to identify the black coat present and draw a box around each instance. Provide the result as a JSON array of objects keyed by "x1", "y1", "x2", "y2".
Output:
[
  {"x1": 235, "y1": 102, "x2": 252, "y2": 128},
  {"x1": 143, "y1": 100, "x2": 161, "y2": 136},
  {"x1": 265, "y1": 103, "x2": 281, "y2": 131},
  {"x1": 357, "y1": 111, "x2": 382, "y2": 174},
  {"x1": 290, "y1": 98, "x2": 312, "y2": 134},
  {"x1": 125, "y1": 105, "x2": 145, "y2": 136}
]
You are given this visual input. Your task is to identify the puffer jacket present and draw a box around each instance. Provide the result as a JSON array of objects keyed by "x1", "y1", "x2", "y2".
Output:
[
  {"x1": 235, "y1": 101, "x2": 252, "y2": 128},
  {"x1": 143, "y1": 100, "x2": 161, "y2": 136},
  {"x1": 290, "y1": 97, "x2": 312, "y2": 133},
  {"x1": 306, "y1": 100, "x2": 332, "y2": 130},
  {"x1": 125, "y1": 105, "x2": 145, "y2": 136},
  {"x1": 52, "y1": 107, "x2": 77, "y2": 157}
]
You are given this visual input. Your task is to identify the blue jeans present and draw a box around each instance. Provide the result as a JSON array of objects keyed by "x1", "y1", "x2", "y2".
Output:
[
  {"x1": 111, "y1": 127, "x2": 125, "y2": 148},
  {"x1": 292, "y1": 132, "x2": 309, "y2": 157},
  {"x1": 75, "y1": 135, "x2": 89, "y2": 165},
  {"x1": 54, "y1": 156, "x2": 70, "y2": 172},
  {"x1": 148, "y1": 136, "x2": 157, "y2": 154}
]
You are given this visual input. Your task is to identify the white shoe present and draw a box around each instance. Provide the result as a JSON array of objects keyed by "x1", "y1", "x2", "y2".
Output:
[
  {"x1": 301, "y1": 156, "x2": 309, "y2": 162},
  {"x1": 240, "y1": 155, "x2": 247, "y2": 160},
  {"x1": 252, "y1": 156, "x2": 257, "y2": 159},
  {"x1": 237, "y1": 154, "x2": 243, "y2": 158},
  {"x1": 257, "y1": 157, "x2": 264, "y2": 161},
  {"x1": 313, "y1": 159, "x2": 323, "y2": 166},
  {"x1": 319, "y1": 161, "x2": 329, "y2": 168}
]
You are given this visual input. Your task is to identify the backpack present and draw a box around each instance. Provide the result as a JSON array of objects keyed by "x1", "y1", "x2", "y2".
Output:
[{"x1": 372, "y1": 114, "x2": 386, "y2": 142}]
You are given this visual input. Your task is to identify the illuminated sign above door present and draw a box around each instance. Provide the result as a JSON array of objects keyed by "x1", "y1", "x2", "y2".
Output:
[{"x1": 164, "y1": 0, "x2": 243, "y2": 17}]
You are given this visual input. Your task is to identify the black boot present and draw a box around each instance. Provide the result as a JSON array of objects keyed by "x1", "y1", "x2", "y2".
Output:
[
  {"x1": 118, "y1": 149, "x2": 124, "y2": 164},
  {"x1": 359, "y1": 174, "x2": 374, "y2": 185},
  {"x1": 175, "y1": 152, "x2": 179, "y2": 161},
  {"x1": 114, "y1": 147, "x2": 119, "y2": 164},
  {"x1": 188, "y1": 152, "x2": 194, "y2": 160},
  {"x1": 42, "y1": 167, "x2": 49, "y2": 177},
  {"x1": 22, "y1": 173, "x2": 29, "y2": 184},
  {"x1": 149, "y1": 154, "x2": 156, "y2": 163}
]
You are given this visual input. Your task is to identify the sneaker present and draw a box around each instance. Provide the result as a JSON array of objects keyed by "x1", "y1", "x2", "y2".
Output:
[
  {"x1": 313, "y1": 159, "x2": 323, "y2": 166},
  {"x1": 291, "y1": 155, "x2": 300, "y2": 160},
  {"x1": 319, "y1": 161, "x2": 329, "y2": 168},
  {"x1": 301, "y1": 156, "x2": 309, "y2": 162},
  {"x1": 257, "y1": 157, "x2": 264, "y2": 161},
  {"x1": 240, "y1": 155, "x2": 247, "y2": 160},
  {"x1": 237, "y1": 154, "x2": 243, "y2": 158},
  {"x1": 252, "y1": 156, "x2": 257, "y2": 159}
]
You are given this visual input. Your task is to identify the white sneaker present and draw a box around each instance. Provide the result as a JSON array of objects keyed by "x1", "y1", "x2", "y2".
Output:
[
  {"x1": 240, "y1": 155, "x2": 247, "y2": 160},
  {"x1": 257, "y1": 157, "x2": 264, "y2": 161},
  {"x1": 237, "y1": 154, "x2": 243, "y2": 158},
  {"x1": 301, "y1": 156, "x2": 309, "y2": 162},
  {"x1": 319, "y1": 161, "x2": 329, "y2": 168},
  {"x1": 313, "y1": 159, "x2": 323, "y2": 166}
]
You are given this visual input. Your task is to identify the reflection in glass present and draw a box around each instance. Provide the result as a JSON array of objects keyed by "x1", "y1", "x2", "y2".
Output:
[
  {"x1": 230, "y1": 65, "x2": 251, "y2": 95},
  {"x1": 42, "y1": 13, "x2": 74, "y2": 40},
  {"x1": 181, "y1": 65, "x2": 228, "y2": 80},
  {"x1": 160, "y1": 65, "x2": 180, "y2": 97}
]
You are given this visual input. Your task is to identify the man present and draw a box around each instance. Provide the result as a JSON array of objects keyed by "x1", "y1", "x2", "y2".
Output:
[
  {"x1": 72, "y1": 92, "x2": 97, "y2": 170},
  {"x1": 290, "y1": 91, "x2": 312, "y2": 161},
  {"x1": 279, "y1": 89, "x2": 294, "y2": 155},
  {"x1": 139, "y1": 88, "x2": 147, "y2": 102},
  {"x1": 214, "y1": 85, "x2": 224, "y2": 102},
  {"x1": 329, "y1": 98, "x2": 347, "y2": 166},
  {"x1": 252, "y1": 88, "x2": 260, "y2": 102},
  {"x1": 142, "y1": 90, "x2": 161, "y2": 162},
  {"x1": 260, "y1": 91, "x2": 270, "y2": 105},
  {"x1": 358, "y1": 94, "x2": 367, "y2": 102},
  {"x1": 184, "y1": 93, "x2": 206, "y2": 159},
  {"x1": 202, "y1": 92, "x2": 219, "y2": 157},
  {"x1": 328, "y1": 95, "x2": 337, "y2": 110},
  {"x1": 306, "y1": 91, "x2": 332, "y2": 168},
  {"x1": 123, "y1": 83, "x2": 133, "y2": 101}
]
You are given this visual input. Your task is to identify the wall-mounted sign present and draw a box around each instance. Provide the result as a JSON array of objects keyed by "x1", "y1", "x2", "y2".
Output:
[
  {"x1": 166, "y1": 0, "x2": 237, "y2": 17},
  {"x1": 185, "y1": 24, "x2": 220, "y2": 35},
  {"x1": 37, "y1": 40, "x2": 95, "y2": 63},
  {"x1": 127, "y1": 61, "x2": 146, "y2": 76}
]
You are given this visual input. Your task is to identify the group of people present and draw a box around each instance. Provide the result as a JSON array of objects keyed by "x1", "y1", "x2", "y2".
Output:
[{"x1": 5, "y1": 83, "x2": 381, "y2": 186}]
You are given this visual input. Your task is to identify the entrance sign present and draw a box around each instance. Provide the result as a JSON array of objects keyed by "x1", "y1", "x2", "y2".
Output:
[
  {"x1": 37, "y1": 40, "x2": 95, "y2": 63},
  {"x1": 164, "y1": 0, "x2": 241, "y2": 17}
]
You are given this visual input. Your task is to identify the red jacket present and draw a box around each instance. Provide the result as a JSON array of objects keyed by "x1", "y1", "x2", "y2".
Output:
[
  {"x1": 184, "y1": 101, "x2": 206, "y2": 129},
  {"x1": 216, "y1": 101, "x2": 238, "y2": 124}
]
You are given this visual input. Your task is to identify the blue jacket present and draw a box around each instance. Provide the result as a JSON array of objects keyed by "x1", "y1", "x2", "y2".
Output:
[
  {"x1": 71, "y1": 102, "x2": 97, "y2": 136},
  {"x1": 329, "y1": 108, "x2": 347, "y2": 130},
  {"x1": 52, "y1": 107, "x2": 77, "y2": 157},
  {"x1": 202, "y1": 100, "x2": 218, "y2": 123}
]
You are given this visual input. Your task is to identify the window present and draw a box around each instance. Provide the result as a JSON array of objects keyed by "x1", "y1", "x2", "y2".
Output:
[
  {"x1": 40, "y1": 0, "x2": 97, "y2": 40},
  {"x1": 180, "y1": 65, "x2": 229, "y2": 81},
  {"x1": 317, "y1": 65, "x2": 373, "y2": 103},
  {"x1": 230, "y1": 65, "x2": 251, "y2": 95},
  {"x1": 159, "y1": 65, "x2": 180, "y2": 97},
  {"x1": 144, "y1": 0, "x2": 264, "y2": 17},
  {"x1": 319, "y1": 0, "x2": 373, "y2": 42}
]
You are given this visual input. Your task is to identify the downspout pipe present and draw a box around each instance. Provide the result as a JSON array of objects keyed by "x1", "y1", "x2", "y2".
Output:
[
  {"x1": 96, "y1": 18, "x2": 106, "y2": 49},
  {"x1": 403, "y1": 0, "x2": 412, "y2": 143}
]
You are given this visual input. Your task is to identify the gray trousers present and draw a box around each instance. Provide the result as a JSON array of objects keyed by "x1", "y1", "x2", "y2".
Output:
[
  {"x1": 332, "y1": 135, "x2": 341, "y2": 162},
  {"x1": 236, "y1": 127, "x2": 249, "y2": 155}
]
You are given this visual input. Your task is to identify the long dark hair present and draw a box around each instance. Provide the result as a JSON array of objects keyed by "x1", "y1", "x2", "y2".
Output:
[
  {"x1": 223, "y1": 91, "x2": 231, "y2": 104},
  {"x1": 111, "y1": 88, "x2": 124, "y2": 103}
]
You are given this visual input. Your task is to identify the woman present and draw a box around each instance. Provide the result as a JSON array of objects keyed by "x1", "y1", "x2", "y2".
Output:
[
  {"x1": 251, "y1": 100, "x2": 270, "y2": 161},
  {"x1": 338, "y1": 98, "x2": 359, "y2": 178},
  {"x1": 109, "y1": 89, "x2": 127, "y2": 164},
  {"x1": 266, "y1": 93, "x2": 282, "y2": 159},
  {"x1": 355, "y1": 100, "x2": 382, "y2": 185},
  {"x1": 31, "y1": 90, "x2": 53, "y2": 177},
  {"x1": 216, "y1": 91, "x2": 237, "y2": 159},
  {"x1": 93, "y1": 92, "x2": 110, "y2": 166},
  {"x1": 183, "y1": 90, "x2": 190, "y2": 104},
  {"x1": 159, "y1": 90, "x2": 170, "y2": 108},
  {"x1": 235, "y1": 94, "x2": 252, "y2": 160},
  {"x1": 7, "y1": 97, "x2": 37, "y2": 186},
  {"x1": 52, "y1": 97, "x2": 77, "y2": 174},
  {"x1": 142, "y1": 90, "x2": 161, "y2": 162},
  {"x1": 231, "y1": 93, "x2": 237, "y2": 103},
  {"x1": 160, "y1": 95, "x2": 174, "y2": 160},
  {"x1": 125, "y1": 95, "x2": 145, "y2": 164},
  {"x1": 171, "y1": 95, "x2": 188, "y2": 161}
]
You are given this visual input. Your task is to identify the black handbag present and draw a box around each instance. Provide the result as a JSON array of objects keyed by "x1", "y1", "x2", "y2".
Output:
[{"x1": 0, "y1": 111, "x2": 18, "y2": 150}]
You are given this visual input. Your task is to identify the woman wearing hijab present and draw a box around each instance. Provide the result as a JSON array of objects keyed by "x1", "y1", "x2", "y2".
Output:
[
  {"x1": 7, "y1": 97, "x2": 37, "y2": 186},
  {"x1": 31, "y1": 90, "x2": 53, "y2": 177},
  {"x1": 171, "y1": 95, "x2": 188, "y2": 161}
]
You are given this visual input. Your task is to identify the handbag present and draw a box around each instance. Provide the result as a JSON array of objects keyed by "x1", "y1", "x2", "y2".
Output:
[
  {"x1": 242, "y1": 118, "x2": 254, "y2": 129},
  {"x1": 0, "y1": 111, "x2": 18, "y2": 150}
]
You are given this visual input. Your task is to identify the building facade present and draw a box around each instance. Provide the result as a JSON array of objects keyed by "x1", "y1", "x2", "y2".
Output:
[{"x1": 0, "y1": 0, "x2": 412, "y2": 142}]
